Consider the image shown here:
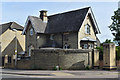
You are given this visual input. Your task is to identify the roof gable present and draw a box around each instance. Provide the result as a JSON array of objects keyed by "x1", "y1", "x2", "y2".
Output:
[
  {"x1": 79, "y1": 8, "x2": 100, "y2": 34},
  {"x1": 0, "y1": 22, "x2": 23, "y2": 35},
  {"x1": 23, "y1": 16, "x2": 47, "y2": 34},
  {"x1": 23, "y1": 7, "x2": 100, "y2": 34}
]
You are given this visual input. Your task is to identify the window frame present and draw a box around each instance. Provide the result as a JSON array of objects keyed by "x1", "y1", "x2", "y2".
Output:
[
  {"x1": 84, "y1": 44, "x2": 88, "y2": 49},
  {"x1": 30, "y1": 28, "x2": 33, "y2": 36},
  {"x1": 8, "y1": 56, "x2": 12, "y2": 63},
  {"x1": 85, "y1": 24, "x2": 90, "y2": 34}
]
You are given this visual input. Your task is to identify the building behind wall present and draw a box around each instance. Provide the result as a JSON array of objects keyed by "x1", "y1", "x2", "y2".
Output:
[
  {"x1": 23, "y1": 7, "x2": 101, "y2": 57},
  {"x1": 0, "y1": 22, "x2": 25, "y2": 68},
  {"x1": 11, "y1": 7, "x2": 100, "y2": 70}
]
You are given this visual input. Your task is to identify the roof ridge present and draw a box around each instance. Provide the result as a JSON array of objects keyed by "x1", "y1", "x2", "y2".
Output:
[
  {"x1": 29, "y1": 16, "x2": 39, "y2": 18},
  {"x1": 0, "y1": 22, "x2": 13, "y2": 25},
  {"x1": 48, "y1": 7, "x2": 90, "y2": 17}
]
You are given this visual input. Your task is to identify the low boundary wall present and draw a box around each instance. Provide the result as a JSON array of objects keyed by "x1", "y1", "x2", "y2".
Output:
[
  {"x1": 30, "y1": 48, "x2": 92, "y2": 70},
  {"x1": 4, "y1": 48, "x2": 93, "y2": 70}
]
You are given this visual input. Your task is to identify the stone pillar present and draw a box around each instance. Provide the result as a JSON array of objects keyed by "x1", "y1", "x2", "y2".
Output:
[
  {"x1": 93, "y1": 49, "x2": 99, "y2": 69},
  {"x1": 103, "y1": 43, "x2": 117, "y2": 70}
]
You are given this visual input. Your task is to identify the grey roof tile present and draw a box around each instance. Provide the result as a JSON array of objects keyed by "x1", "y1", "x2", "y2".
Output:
[
  {"x1": 45, "y1": 7, "x2": 89, "y2": 33},
  {"x1": 28, "y1": 16, "x2": 47, "y2": 33},
  {"x1": 0, "y1": 22, "x2": 23, "y2": 35}
]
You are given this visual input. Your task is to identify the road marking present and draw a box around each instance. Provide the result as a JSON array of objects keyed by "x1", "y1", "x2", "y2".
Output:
[{"x1": 52, "y1": 72, "x2": 74, "y2": 76}]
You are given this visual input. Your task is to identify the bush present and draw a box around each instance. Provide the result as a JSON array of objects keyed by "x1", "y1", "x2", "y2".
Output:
[
  {"x1": 96, "y1": 46, "x2": 103, "y2": 60},
  {"x1": 53, "y1": 66, "x2": 62, "y2": 70},
  {"x1": 53, "y1": 66, "x2": 57, "y2": 70},
  {"x1": 59, "y1": 67, "x2": 62, "y2": 70},
  {"x1": 116, "y1": 46, "x2": 120, "y2": 60},
  {"x1": 85, "y1": 66, "x2": 90, "y2": 70}
]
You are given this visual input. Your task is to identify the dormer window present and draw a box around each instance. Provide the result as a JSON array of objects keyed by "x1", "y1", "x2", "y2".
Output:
[
  {"x1": 85, "y1": 24, "x2": 90, "y2": 34},
  {"x1": 30, "y1": 28, "x2": 33, "y2": 36}
]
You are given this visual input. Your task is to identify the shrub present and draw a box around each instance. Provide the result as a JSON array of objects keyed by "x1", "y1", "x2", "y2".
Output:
[
  {"x1": 96, "y1": 46, "x2": 103, "y2": 60},
  {"x1": 116, "y1": 46, "x2": 120, "y2": 60},
  {"x1": 59, "y1": 67, "x2": 62, "y2": 70},
  {"x1": 53, "y1": 66, "x2": 62, "y2": 70},
  {"x1": 85, "y1": 66, "x2": 90, "y2": 70}
]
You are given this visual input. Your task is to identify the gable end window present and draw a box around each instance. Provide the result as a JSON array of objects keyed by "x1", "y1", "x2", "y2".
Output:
[
  {"x1": 85, "y1": 24, "x2": 90, "y2": 34},
  {"x1": 30, "y1": 28, "x2": 33, "y2": 36}
]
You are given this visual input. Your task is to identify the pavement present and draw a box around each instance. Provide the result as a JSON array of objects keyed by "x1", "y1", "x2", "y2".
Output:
[{"x1": 1, "y1": 68, "x2": 120, "y2": 79}]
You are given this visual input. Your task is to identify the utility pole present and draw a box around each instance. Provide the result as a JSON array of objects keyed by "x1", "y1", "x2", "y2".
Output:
[{"x1": 13, "y1": 29, "x2": 17, "y2": 69}]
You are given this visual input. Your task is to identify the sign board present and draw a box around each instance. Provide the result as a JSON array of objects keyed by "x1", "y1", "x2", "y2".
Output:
[{"x1": 15, "y1": 50, "x2": 17, "y2": 55}]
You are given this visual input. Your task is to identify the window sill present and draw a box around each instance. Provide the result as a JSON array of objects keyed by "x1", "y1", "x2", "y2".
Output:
[{"x1": 84, "y1": 33, "x2": 91, "y2": 35}]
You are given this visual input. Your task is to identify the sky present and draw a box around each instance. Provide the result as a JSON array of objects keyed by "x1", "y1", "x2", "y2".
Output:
[{"x1": 1, "y1": 2, "x2": 119, "y2": 42}]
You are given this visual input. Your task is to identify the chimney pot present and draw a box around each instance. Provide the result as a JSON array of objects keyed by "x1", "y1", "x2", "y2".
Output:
[{"x1": 39, "y1": 10, "x2": 48, "y2": 23}]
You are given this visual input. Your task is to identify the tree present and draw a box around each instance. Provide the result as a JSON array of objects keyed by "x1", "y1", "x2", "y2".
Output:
[
  {"x1": 104, "y1": 39, "x2": 113, "y2": 43},
  {"x1": 108, "y1": 8, "x2": 120, "y2": 46},
  {"x1": 96, "y1": 39, "x2": 113, "y2": 60}
]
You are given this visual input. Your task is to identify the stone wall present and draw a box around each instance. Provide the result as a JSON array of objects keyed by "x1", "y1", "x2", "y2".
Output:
[
  {"x1": 93, "y1": 49, "x2": 99, "y2": 68},
  {"x1": 54, "y1": 33, "x2": 62, "y2": 48},
  {"x1": 99, "y1": 60, "x2": 120, "y2": 69},
  {"x1": 4, "y1": 48, "x2": 93, "y2": 70},
  {"x1": 16, "y1": 59, "x2": 32, "y2": 69},
  {"x1": 63, "y1": 32, "x2": 78, "y2": 49},
  {"x1": 78, "y1": 15, "x2": 97, "y2": 49},
  {"x1": 26, "y1": 23, "x2": 37, "y2": 56},
  {"x1": 103, "y1": 43, "x2": 116, "y2": 70},
  {"x1": 30, "y1": 49, "x2": 92, "y2": 70},
  {"x1": 37, "y1": 34, "x2": 48, "y2": 48}
]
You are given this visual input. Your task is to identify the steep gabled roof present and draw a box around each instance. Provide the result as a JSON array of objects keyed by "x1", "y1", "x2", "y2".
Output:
[
  {"x1": 0, "y1": 22, "x2": 23, "y2": 35},
  {"x1": 23, "y1": 7, "x2": 100, "y2": 34},
  {"x1": 45, "y1": 7, "x2": 90, "y2": 33},
  {"x1": 23, "y1": 16, "x2": 47, "y2": 34}
]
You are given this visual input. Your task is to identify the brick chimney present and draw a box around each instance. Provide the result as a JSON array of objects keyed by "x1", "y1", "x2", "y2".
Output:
[{"x1": 39, "y1": 10, "x2": 48, "y2": 23}]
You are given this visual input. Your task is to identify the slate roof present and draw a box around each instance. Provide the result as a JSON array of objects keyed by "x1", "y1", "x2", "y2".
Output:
[
  {"x1": 27, "y1": 16, "x2": 47, "y2": 33},
  {"x1": 23, "y1": 7, "x2": 100, "y2": 34},
  {"x1": 0, "y1": 22, "x2": 23, "y2": 35},
  {"x1": 46, "y1": 7, "x2": 89, "y2": 33}
]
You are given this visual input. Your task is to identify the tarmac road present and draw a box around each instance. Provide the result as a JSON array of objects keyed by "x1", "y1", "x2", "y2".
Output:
[{"x1": 1, "y1": 68, "x2": 120, "y2": 80}]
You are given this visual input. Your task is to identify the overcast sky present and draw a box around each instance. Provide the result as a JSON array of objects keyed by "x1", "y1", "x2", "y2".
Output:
[{"x1": 1, "y1": 2, "x2": 119, "y2": 42}]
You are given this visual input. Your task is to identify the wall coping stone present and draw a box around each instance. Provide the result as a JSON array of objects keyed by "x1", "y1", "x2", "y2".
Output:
[{"x1": 31, "y1": 48, "x2": 92, "y2": 53}]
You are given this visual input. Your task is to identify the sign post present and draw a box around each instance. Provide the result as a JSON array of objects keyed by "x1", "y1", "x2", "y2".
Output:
[{"x1": 13, "y1": 29, "x2": 17, "y2": 69}]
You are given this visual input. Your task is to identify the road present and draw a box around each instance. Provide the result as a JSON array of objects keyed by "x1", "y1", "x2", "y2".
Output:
[{"x1": 0, "y1": 67, "x2": 120, "y2": 80}]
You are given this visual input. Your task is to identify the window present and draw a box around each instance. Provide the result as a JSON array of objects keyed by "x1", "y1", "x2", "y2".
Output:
[
  {"x1": 29, "y1": 45, "x2": 34, "y2": 56},
  {"x1": 84, "y1": 44, "x2": 88, "y2": 49},
  {"x1": 8, "y1": 56, "x2": 11, "y2": 63},
  {"x1": 5, "y1": 55, "x2": 8, "y2": 63},
  {"x1": 89, "y1": 44, "x2": 93, "y2": 49},
  {"x1": 85, "y1": 24, "x2": 90, "y2": 34},
  {"x1": 50, "y1": 34, "x2": 54, "y2": 40},
  {"x1": 30, "y1": 28, "x2": 33, "y2": 36}
]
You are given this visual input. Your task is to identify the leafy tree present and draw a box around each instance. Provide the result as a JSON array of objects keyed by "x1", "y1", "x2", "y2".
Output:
[
  {"x1": 96, "y1": 39, "x2": 112, "y2": 60},
  {"x1": 96, "y1": 46, "x2": 103, "y2": 60},
  {"x1": 104, "y1": 39, "x2": 113, "y2": 43},
  {"x1": 108, "y1": 8, "x2": 120, "y2": 46}
]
